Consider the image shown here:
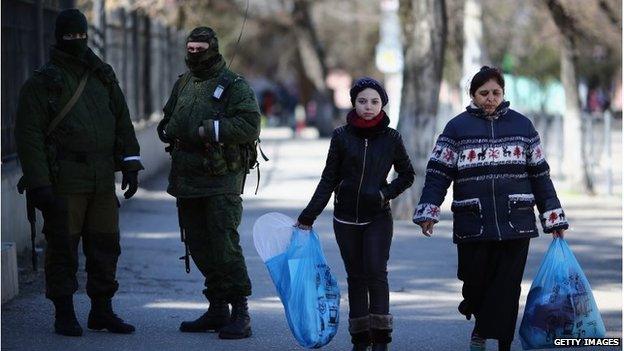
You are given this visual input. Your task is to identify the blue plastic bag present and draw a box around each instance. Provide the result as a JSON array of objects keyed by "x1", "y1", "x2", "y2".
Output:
[
  {"x1": 265, "y1": 228, "x2": 340, "y2": 348},
  {"x1": 519, "y1": 238, "x2": 606, "y2": 349}
]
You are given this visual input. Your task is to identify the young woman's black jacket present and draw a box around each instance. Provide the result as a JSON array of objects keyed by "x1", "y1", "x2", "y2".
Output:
[{"x1": 298, "y1": 112, "x2": 415, "y2": 226}]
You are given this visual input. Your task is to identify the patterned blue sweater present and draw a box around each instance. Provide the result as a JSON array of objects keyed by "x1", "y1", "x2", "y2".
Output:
[{"x1": 413, "y1": 102, "x2": 569, "y2": 243}]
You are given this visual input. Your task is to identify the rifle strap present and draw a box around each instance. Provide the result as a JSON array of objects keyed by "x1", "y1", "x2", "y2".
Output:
[{"x1": 46, "y1": 69, "x2": 92, "y2": 136}]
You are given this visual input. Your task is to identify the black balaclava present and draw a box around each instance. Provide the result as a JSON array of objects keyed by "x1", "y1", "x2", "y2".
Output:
[
  {"x1": 55, "y1": 9, "x2": 89, "y2": 58},
  {"x1": 185, "y1": 26, "x2": 221, "y2": 73}
]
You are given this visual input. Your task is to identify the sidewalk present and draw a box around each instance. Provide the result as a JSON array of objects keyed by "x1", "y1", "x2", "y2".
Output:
[{"x1": 1, "y1": 133, "x2": 621, "y2": 350}]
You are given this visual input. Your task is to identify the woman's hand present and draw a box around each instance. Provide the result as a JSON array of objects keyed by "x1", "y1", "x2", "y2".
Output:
[
  {"x1": 418, "y1": 220, "x2": 435, "y2": 237},
  {"x1": 552, "y1": 228, "x2": 566, "y2": 239},
  {"x1": 294, "y1": 221, "x2": 312, "y2": 231}
]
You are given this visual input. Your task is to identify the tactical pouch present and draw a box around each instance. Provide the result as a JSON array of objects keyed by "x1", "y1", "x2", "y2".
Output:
[
  {"x1": 224, "y1": 144, "x2": 242, "y2": 172},
  {"x1": 202, "y1": 144, "x2": 228, "y2": 176}
]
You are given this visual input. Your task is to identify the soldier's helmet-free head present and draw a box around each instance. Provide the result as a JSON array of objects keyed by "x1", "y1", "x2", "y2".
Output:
[
  {"x1": 55, "y1": 8, "x2": 89, "y2": 58},
  {"x1": 185, "y1": 27, "x2": 220, "y2": 72}
]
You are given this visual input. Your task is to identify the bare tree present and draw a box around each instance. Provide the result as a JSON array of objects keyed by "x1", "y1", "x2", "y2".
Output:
[
  {"x1": 542, "y1": 0, "x2": 595, "y2": 193},
  {"x1": 392, "y1": 0, "x2": 447, "y2": 219}
]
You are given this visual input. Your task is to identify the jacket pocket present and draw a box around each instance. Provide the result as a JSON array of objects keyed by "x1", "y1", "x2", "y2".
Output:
[
  {"x1": 507, "y1": 194, "x2": 537, "y2": 234},
  {"x1": 451, "y1": 198, "x2": 483, "y2": 239}
]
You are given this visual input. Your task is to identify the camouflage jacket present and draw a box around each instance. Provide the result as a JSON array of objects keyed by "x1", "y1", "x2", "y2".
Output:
[
  {"x1": 163, "y1": 57, "x2": 261, "y2": 198},
  {"x1": 15, "y1": 47, "x2": 143, "y2": 194}
]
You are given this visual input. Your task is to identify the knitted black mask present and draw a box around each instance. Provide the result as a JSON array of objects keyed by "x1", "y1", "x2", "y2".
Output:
[{"x1": 55, "y1": 9, "x2": 89, "y2": 58}]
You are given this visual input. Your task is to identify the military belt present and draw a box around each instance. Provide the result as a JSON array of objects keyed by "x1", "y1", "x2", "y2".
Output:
[
  {"x1": 56, "y1": 150, "x2": 113, "y2": 164},
  {"x1": 174, "y1": 140, "x2": 223, "y2": 154}
]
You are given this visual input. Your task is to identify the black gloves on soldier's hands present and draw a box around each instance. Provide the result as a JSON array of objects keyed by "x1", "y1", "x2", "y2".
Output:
[
  {"x1": 121, "y1": 170, "x2": 139, "y2": 199},
  {"x1": 157, "y1": 118, "x2": 171, "y2": 143},
  {"x1": 28, "y1": 185, "x2": 56, "y2": 211}
]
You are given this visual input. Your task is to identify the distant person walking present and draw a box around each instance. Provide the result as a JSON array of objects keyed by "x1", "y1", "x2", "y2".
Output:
[
  {"x1": 296, "y1": 77, "x2": 415, "y2": 351},
  {"x1": 413, "y1": 66, "x2": 568, "y2": 351}
]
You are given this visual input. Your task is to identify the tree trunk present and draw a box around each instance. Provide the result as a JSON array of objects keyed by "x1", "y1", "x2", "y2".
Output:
[
  {"x1": 543, "y1": 0, "x2": 595, "y2": 194},
  {"x1": 92, "y1": 0, "x2": 107, "y2": 60},
  {"x1": 393, "y1": 0, "x2": 447, "y2": 219},
  {"x1": 461, "y1": 0, "x2": 486, "y2": 107},
  {"x1": 292, "y1": 0, "x2": 329, "y2": 91}
]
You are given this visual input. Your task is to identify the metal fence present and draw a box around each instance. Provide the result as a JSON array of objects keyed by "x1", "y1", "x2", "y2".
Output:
[
  {"x1": 530, "y1": 111, "x2": 621, "y2": 195},
  {"x1": 1, "y1": 0, "x2": 62, "y2": 162},
  {"x1": 1, "y1": 0, "x2": 186, "y2": 162}
]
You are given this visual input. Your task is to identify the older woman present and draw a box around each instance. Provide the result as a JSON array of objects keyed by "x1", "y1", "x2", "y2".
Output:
[
  {"x1": 413, "y1": 66, "x2": 568, "y2": 351},
  {"x1": 296, "y1": 77, "x2": 415, "y2": 351}
]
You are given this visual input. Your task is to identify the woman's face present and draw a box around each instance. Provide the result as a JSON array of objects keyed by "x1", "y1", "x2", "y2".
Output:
[
  {"x1": 472, "y1": 79, "x2": 504, "y2": 115},
  {"x1": 355, "y1": 88, "x2": 382, "y2": 120}
]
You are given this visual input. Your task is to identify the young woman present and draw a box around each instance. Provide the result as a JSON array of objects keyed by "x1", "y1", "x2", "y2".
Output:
[
  {"x1": 413, "y1": 66, "x2": 568, "y2": 351},
  {"x1": 296, "y1": 77, "x2": 415, "y2": 351}
]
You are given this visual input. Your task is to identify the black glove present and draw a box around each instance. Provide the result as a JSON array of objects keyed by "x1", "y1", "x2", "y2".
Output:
[
  {"x1": 27, "y1": 185, "x2": 56, "y2": 211},
  {"x1": 121, "y1": 170, "x2": 139, "y2": 199},
  {"x1": 157, "y1": 118, "x2": 171, "y2": 143}
]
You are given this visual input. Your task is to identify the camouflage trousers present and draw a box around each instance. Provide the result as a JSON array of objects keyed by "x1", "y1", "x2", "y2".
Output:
[
  {"x1": 178, "y1": 194, "x2": 252, "y2": 301},
  {"x1": 41, "y1": 191, "x2": 121, "y2": 299}
]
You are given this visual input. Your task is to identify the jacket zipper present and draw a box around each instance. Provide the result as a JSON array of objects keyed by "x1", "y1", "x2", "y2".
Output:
[
  {"x1": 335, "y1": 180, "x2": 344, "y2": 204},
  {"x1": 490, "y1": 120, "x2": 502, "y2": 240},
  {"x1": 355, "y1": 138, "x2": 368, "y2": 223}
]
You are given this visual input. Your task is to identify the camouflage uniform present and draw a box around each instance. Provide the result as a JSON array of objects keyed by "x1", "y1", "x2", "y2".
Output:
[
  {"x1": 16, "y1": 9, "x2": 141, "y2": 335},
  {"x1": 15, "y1": 47, "x2": 143, "y2": 300},
  {"x1": 163, "y1": 53, "x2": 259, "y2": 301},
  {"x1": 160, "y1": 26, "x2": 260, "y2": 338}
]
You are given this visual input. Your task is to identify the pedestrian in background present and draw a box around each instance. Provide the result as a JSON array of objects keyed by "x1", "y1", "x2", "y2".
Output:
[
  {"x1": 157, "y1": 26, "x2": 260, "y2": 339},
  {"x1": 15, "y1": 8, "x2": 142, "y2": 337},
  {"x1": 296, "y1": 77, "x2": 415, "y2": 351},
  {"x1": 413, "y1": 66, "x2": 568, "y2": 351}
]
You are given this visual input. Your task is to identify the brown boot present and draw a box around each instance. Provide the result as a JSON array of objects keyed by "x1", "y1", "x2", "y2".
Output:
[
  {"x1": 349, "y1": 315, "x2": 371, "y2": 351},
  {"x1": 370, "y1": 314, "x2": 393, "y2": 351}
]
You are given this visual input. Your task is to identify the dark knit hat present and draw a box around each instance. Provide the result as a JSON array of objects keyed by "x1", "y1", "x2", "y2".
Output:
[
  {"x1": 55, "y1": 9, "x2": 88, "y2": 42},
  {"x1": 350, "y1": 77, "x2": 388, "y2": 107},
  {"x1": 186, "y1": 26, "x2": 219, "y2": 52}
]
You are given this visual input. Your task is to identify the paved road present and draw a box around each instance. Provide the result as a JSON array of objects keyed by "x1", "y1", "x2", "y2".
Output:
[{"x1": 2, "y1": 133, "x2": 621, "y2": 350}]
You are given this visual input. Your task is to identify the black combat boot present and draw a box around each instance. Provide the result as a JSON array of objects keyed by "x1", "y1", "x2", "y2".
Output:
[
  {"x1": 370, "y1": 314, "x2": 392, "y2": 351},
  {"x1": 349, "y1": 315, "x2": 371, "y2": 351},
  {"x1": 51, "y1": 295, "x2": 83, "y2": 336},
  {"x1": 179, "y1": 299, "x2": 230, "y2": 332},
  {"x1": 218, "y1": 297, "x2": 252, "y2": 339},
  {"x1": 87, "y1": 298, "x2": 135, "y2": 334}
]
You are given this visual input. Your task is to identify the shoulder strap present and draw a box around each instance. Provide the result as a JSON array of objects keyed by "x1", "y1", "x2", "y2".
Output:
[
  {"x1": 165, "y1": 72, "x2": 193, "y2": 117},
  {"x1": 212, "y1": 72, "x2": 240, "y2": 119},
  {"x1": 46, "y1": 69, "x2": 92, "y2": 136},
  {"x1": 177, "y1": 71, "x2": 193, "y2": 95}
]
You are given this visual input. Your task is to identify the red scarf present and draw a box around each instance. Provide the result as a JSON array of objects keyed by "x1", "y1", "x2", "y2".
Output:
[{"x1": 347, "y1": 110, "x2": 385, "y2": 128}]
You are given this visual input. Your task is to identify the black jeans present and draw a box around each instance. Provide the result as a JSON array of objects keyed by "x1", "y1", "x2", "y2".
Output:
[{"x1": 333, "y1": 213, "x2": 393, "y2": 319}]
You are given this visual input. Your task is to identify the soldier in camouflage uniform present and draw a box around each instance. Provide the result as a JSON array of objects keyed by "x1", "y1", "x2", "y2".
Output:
[
  {"x1": 15, "y1": 9, "x2": 142, "y2": 336},
  {"x1": 157, "y1": 27, "x2": 260, "y2": 339}
]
